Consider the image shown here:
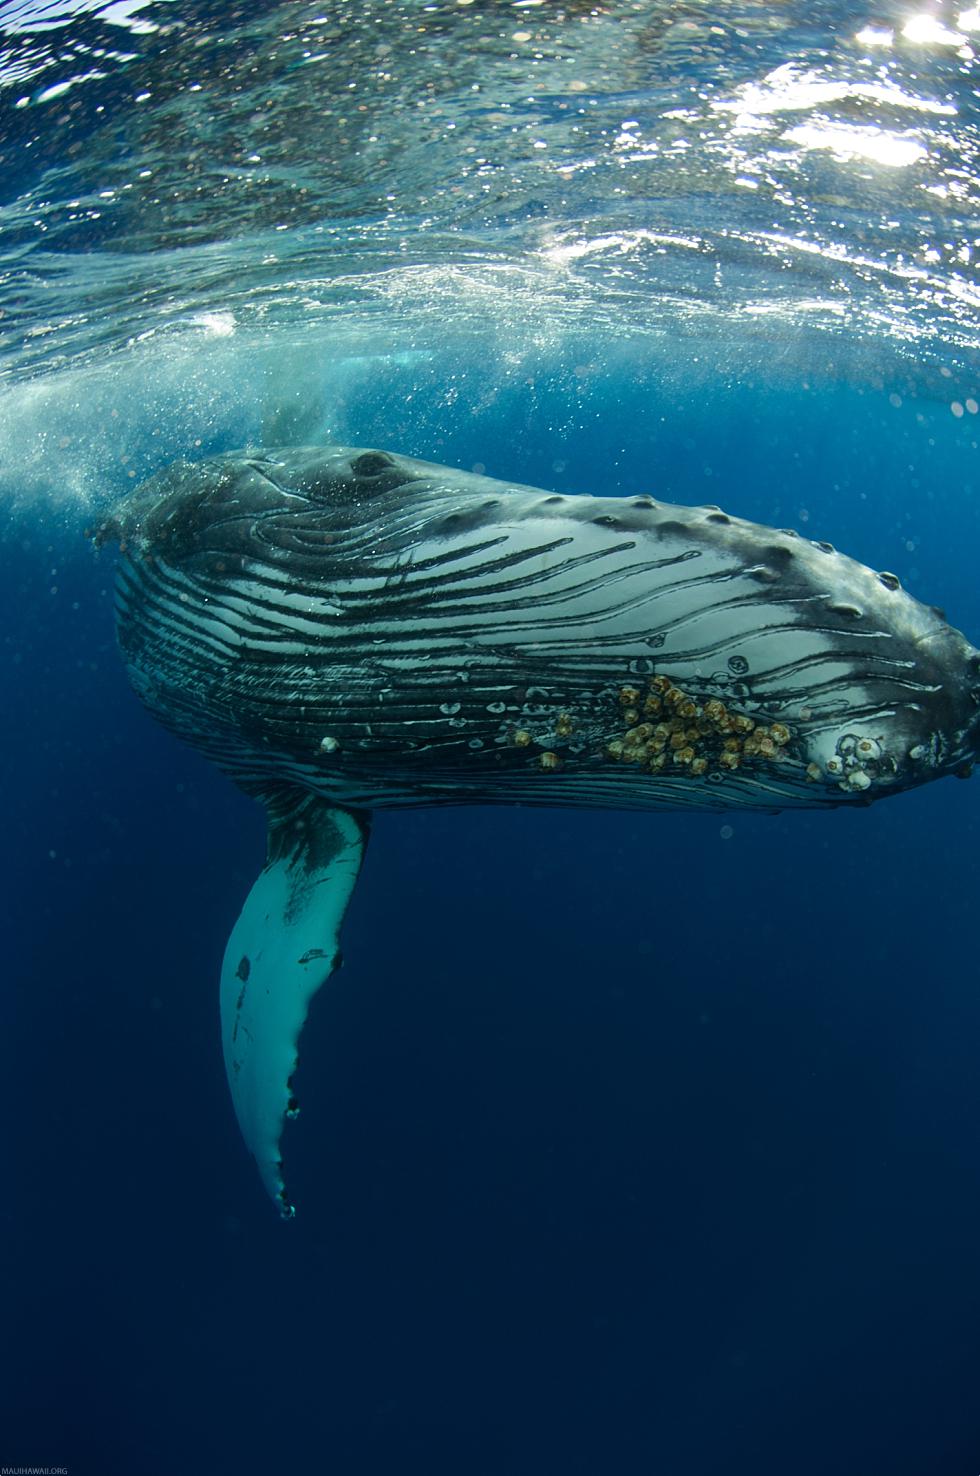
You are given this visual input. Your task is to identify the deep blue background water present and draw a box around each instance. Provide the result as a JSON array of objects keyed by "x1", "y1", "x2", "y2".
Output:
[
  {"x1": 6, "y1": 0, "x2": 980, "y2": 1469},
  {"x1": 5, "y1": 364, "x2": 980, "y2": 1474}
]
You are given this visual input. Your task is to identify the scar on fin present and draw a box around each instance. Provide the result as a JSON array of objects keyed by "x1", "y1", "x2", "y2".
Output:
[
  {"x1": 232, "y1": 982, "x2": 247, "y2": 1041},
  {"x1": 297, "y1": 948, "x2": 328, "y2": 965},
  {"x1": 236, "y1": 955, "x2": 251, "y2": 982}
]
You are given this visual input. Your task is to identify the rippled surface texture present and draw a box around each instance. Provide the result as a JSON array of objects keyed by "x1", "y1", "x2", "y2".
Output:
[
  {"x1": 5, "y1": 4, "x2": 980, "y2": 1475},
  {"x1": 4, "y1": 0, "x2": 980, "y2": 374}
]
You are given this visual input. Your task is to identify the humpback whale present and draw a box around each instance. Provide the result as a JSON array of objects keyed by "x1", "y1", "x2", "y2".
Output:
[{"x1": 99, "y1": 445, "x2": 980, "y2": 1216}]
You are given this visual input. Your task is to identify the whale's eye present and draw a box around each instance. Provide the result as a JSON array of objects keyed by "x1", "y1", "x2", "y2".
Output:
[{"x1": 351, "y1": 451, "x2": 396, "y2": 478}]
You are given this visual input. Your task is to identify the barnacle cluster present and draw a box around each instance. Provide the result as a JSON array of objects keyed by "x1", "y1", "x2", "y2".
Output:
[
  {"x1": 605, "y1": 675, "x2": 792, "y2": 779},
  {"x1": 817, "y1": 732, "x2": 892, "y2": 792}
]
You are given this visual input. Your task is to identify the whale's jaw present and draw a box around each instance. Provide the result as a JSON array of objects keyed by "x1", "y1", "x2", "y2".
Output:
[{"x1": 102, "y1": 446, "x2": 980, "y2": 1213}]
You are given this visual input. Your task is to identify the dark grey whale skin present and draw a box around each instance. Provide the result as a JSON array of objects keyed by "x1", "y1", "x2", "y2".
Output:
[{"x1": 105, "y1": 444, "x2": 980, "y2": 817}]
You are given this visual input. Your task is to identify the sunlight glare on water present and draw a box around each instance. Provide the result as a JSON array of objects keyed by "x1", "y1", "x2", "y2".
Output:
[{"x1": 0, "y1": 0, "x2": 978, "y2": 516}]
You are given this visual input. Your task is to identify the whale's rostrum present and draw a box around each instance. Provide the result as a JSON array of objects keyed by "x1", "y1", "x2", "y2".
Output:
[{"x1": 99, "y1": 446, "x2": 980, "y2": 1216}]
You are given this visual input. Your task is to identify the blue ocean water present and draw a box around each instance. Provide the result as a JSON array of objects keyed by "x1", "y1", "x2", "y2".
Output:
[{"x1": 4, "y1": 1, "x2": 980, "y2": 1472}]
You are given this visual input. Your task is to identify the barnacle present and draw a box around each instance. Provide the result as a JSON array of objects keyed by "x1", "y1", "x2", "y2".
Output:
[
  {"x1": 625, "y1": 723, "x2": 653, "y2": 745},
  {"x1": 602, "y1": 673, "x2": 797, "y2": 786}
]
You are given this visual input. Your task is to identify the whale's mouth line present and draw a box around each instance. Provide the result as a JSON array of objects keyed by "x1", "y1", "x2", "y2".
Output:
[{"x1": 913, "y1": 626, "x2": 959, "y2": 652}]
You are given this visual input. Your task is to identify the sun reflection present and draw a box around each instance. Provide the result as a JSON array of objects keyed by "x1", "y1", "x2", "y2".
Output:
[
  {"x1": 713, "y1": 63, "x2": 955, "y2": 131},
  {"x1": 784, "y1": 122, "x2": 928, "y2": 168},
  {"x1": 855, "y1": 26, "x2": 894, "y2": 47},
  {"x1": 902, "y1": 12, "x2": 967, "y2": 45},
  {"x1": 711, "y1": 60, "x2": 950, "y2": 174}
]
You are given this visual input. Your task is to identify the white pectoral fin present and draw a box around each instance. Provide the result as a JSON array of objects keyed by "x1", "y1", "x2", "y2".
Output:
[{"x1": 220, "y1": 793, "x2": 369, "y2": 1218}]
